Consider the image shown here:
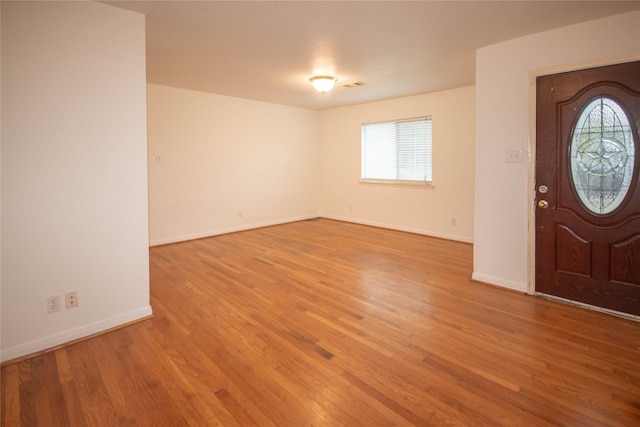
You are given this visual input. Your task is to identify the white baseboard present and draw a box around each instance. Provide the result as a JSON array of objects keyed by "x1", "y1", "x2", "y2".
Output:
[
  {"x1": 320, "y1": 214, "x2": 474, "y2": 244},
  {"x1": 471, "y1": 272, "x2": 527, "y2": 293},
  {"x1": 149, "y1": 215, "x2": 319, "y2": 246},
  {"x1": 0, "y1": 305, "x2": 153, "y2": 363},
  {"x1": 150, "y1": 215, "x2": 475, "y2": 246}
]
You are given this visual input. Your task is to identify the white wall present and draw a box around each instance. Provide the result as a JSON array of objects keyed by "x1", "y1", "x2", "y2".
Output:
[
  {"x1": 473, "y1": 11, "x2": 640, "y2": 292},
  {"x1": 1, "y1": 2, "x2": 151, "y2": 362},
  {"x1": 147, "y1": 84, "x2": 320, "y2": 245},
  {"x1": 319, "y1": 87, "x2": 475, "y2": 243}
]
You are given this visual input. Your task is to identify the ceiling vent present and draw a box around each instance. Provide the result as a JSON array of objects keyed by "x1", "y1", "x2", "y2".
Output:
[{"x1": 342, "y1": 81, "x2": 366, "y2": 88}]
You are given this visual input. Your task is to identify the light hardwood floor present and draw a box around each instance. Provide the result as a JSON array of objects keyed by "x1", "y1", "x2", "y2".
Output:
[{"x1": 2, "y1": 218, "x2": 640, "y2": 426}]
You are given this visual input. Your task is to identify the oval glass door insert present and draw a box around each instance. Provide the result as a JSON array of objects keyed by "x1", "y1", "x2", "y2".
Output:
[{"x1": 570, "y1": 97, "x2": 635, "y2": 214}]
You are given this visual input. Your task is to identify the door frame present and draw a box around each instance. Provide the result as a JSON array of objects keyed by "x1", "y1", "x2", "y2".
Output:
[{"x1": 526, "y1": 54, "x2": 640, "y2": 315}]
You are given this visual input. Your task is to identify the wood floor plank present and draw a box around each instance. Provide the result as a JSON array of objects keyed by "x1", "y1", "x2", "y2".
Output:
[
  {"x1": 17, "y1": 360, "x2": 37, "y2": 426},
  {"x1": 54, "y1": 350, "x2": 87, "y2": 426},
  {"x1": 3, "y1": 218, "x2": 640, "y2": 426},
  {"x1": 32, "y1": 354, "x2": 69, "y2": 426},
  {"x1": 1, "y1": 364, "x2": 21, "y2": 426},
  {"x1": 64, "y1": 341, "x2": 122, "y2": 426},
  {"x1": 94, "y1": 333, "x2": 144, "y2": 425}
]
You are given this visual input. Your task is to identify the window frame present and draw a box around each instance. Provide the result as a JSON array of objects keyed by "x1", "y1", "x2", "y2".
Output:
[{"x1": 359, "y1": 116, "x2": 433, "y2": 188}]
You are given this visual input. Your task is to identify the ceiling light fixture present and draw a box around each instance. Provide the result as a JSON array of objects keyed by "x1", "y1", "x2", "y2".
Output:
[{"x1": 310, "y1": 75, "x2": 337, "y2": 93}]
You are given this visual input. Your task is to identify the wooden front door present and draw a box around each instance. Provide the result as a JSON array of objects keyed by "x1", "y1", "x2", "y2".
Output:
[{"x1": 535, "y1": 61, "x2": 640, "y2": 316}]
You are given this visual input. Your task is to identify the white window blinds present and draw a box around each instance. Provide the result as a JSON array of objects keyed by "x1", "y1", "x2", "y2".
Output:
[{"x1": 361, "y1": 117, "x2": 432, "y2": 183}]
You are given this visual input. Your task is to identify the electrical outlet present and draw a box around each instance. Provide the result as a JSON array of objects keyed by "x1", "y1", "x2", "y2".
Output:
[
  {"x1": 65, "y1": 291, "x2": 78, "y2": 309},
  {"x1": 506, "y1": 149, "x2": 524, "y2": 163},
  {"x1": 47, "y1": 295, "x2": 62, "y2": 313}
]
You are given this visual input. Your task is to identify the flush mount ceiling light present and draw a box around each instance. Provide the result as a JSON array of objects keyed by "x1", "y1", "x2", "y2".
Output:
[{"x1": 310, "y1": 75, "x2": 337, "y2": 93}]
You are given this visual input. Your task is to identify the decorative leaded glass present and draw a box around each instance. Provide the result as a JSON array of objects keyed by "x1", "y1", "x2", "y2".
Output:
[{"x1": 570, "y1": 97, "x2": 635, "y2": 214}]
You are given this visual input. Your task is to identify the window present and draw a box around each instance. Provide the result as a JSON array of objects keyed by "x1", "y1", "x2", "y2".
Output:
[
  {"x1": 570, "y1": 96, "x2": 634, "y2": 215},
  {"x1": 361, "y1": 117, "x2": 432, "y2": 185}
]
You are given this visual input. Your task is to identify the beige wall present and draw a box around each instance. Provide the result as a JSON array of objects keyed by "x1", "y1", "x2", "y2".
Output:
[
  {"x1": 474, "y1": 11, "x2": 640, "y2": 292},
  {"x1": 1, "y1": 1, "x2": 150, "y2": 361},
  {"x1": 147, "y1": 84, "x2": 320, "y2": 245},
  {"x1": 319, "y1": 87, "x2": 475, "y2": 242},
  {"x1": 147, "y1": 85, "x2": 475, "y2": 245}
]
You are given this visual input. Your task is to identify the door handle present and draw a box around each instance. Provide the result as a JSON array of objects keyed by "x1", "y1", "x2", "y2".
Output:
[{"x1": 538, "y1": 200, "x2": 549, "y2": 209}]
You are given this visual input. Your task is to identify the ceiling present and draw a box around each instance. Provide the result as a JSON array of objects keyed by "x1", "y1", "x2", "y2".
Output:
[{"x1": 106, "y1": 1, "x2": 640, "y2": 110}]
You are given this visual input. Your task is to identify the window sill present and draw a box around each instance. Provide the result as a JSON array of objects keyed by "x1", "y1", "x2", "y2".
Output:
[{"x1": 359, "y1": 179, "x2": 434, "y2": 189}]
